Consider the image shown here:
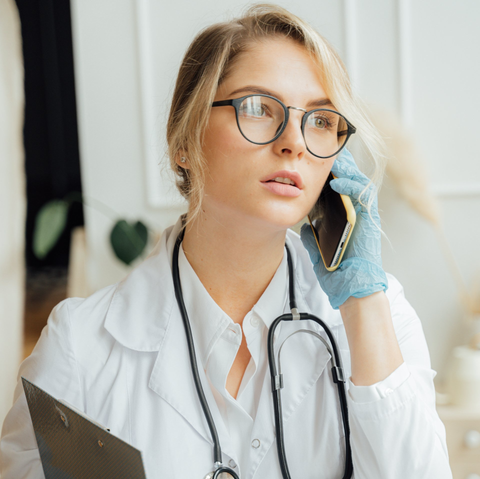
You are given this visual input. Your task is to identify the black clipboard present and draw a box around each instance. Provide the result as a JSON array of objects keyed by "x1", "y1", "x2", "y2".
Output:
[{"x1": 21, "y1": 377, "x2": 147, "y2": 479}]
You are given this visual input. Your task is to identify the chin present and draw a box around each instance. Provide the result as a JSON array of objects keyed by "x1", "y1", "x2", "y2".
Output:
[
  {"x1": 213, "y1": 197, "x2": 309, "y2": 231},
  {"x1": 256, "y1": 207, "x2": 307, "y2": 231}
]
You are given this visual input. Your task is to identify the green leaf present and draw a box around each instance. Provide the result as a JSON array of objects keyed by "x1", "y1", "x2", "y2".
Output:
[
  {"x1": 33, "y1": 200, "x2": 69, "y2": 259},
  {"x1": 110, "y1": 220, "x2": 148, "y2": 265}
]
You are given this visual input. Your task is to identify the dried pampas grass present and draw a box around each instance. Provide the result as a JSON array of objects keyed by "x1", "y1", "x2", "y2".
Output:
[
  {"x1": 367, "y1": 106, "x2": 440, "y2": 224},
  {"x1": 366, "y1": 104, "x2": 476, "y2": 319}
]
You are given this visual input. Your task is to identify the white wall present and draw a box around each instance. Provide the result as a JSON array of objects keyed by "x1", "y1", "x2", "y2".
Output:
[
  {"x1": 70, "y1": 0, "x2": 480, "y2": 382},
  {"x1": 70, "y1": 0, "x2": 187, "y2": 292},
  {"x1": 0, "y1": 0, "x2": 25, "y2": 431}
]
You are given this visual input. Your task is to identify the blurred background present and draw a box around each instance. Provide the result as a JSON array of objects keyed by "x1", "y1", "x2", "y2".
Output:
[{"x1": 1, "y1": 0, "x2": 480, "y2": 476}]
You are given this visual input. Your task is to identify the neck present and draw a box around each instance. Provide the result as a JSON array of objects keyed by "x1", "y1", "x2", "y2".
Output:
[{"x1": 181, "y1": 210, "x2": 287, "y2": 324}]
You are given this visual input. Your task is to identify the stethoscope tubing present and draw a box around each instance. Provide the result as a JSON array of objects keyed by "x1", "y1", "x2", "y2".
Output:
[
  {"x1": 172, "y1": 230, "x2": 229, "y2": 467},
  {"x1": 172, "y1": 225, "x2": 352, "y2": 478},
  {"x1": 267, "y1": 312, "x2": 353, "y2": 479}
]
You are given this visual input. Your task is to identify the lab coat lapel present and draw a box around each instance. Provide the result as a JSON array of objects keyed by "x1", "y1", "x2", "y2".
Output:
[{"x1": 148, "y1": 301, "x2": 238, "y2": 459}]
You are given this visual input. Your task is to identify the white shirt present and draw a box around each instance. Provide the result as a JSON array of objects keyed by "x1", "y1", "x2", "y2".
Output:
[{"x1": 0, "y1": 214, "x2": 453, "y2": 478}]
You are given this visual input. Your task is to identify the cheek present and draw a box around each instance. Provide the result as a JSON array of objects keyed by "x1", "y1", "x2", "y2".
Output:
[
  {"x1": 202, "y1": 116, "x2": 258, "y2": 186},
  {"x1": 203, "y1": 118, "x2": 243, "y2": 177}
]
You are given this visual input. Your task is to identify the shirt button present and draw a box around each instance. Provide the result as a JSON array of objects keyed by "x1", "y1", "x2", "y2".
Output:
[
  {"x1": 251, "y1": 438, "x2": 261, "y2": 449},
  {"x1": 250, "y1": 316, "x2": 260, "y2": 328},
  {"x1": 228, "y1": 459, "x2": 237, "y2": 468},
  {"x1": 384, "y1": 388, "x2": 393, "y2": 396}
]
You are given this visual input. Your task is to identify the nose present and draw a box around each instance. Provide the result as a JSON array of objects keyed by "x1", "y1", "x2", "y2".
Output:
[{"x1": 273, "y1": 107, "x2": 307, "y2": 158}]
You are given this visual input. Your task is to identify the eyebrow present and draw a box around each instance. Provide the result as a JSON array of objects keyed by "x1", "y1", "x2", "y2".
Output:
[{"x1": 227, "y1": 85, "x2": 335, "y2": 109}]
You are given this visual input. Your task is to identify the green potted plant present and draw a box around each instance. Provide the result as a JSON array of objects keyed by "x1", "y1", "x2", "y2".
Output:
[{"x1": 33, "y1": 192, "x2": 151, "y2": 266}]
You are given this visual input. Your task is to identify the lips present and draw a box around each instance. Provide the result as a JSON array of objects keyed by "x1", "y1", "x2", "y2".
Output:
[
  {"x1": 260, "y1": 170, "x2": 304, "y2": 189},
  {"x1": 260, "y1": 180, "x2": 302, "y2": 197}
]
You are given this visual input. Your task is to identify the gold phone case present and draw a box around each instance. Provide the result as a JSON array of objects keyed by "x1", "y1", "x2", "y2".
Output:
[{"x1": 307, "y1": 174, "x2": 356, "y2": 272}]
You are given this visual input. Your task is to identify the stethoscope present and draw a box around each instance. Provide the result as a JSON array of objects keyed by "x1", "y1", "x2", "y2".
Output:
[{"x1": 172, "y1": 225, "x2": 353, "y2": 479}]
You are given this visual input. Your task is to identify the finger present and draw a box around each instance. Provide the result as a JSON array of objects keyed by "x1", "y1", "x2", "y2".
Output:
[
  {"x1": 332, "y1": 147, "x2": 371, "y2": 181},
  {"x1": 331, "y1": 159, "x2": 370, "y2": 186},
  {"x1": 300, "y1": 223, "x2": 320, "y2": 266},
  {"x1": 329, "y1": 177, "x2": 370, "y2": 200},
  {"x1": 336, "y1": 147, "x2": 358, "y2": 169},
  {"x1": 331, "y1": 162, "x2": 369, "y2": 184}
]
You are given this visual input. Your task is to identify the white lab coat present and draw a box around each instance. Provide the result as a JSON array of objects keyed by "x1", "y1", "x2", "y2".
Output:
[{"x1": 0, "y1": 214, "x2": 452, "y2": 479}]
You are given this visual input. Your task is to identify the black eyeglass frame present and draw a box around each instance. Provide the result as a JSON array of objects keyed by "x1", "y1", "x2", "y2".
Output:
[{"x1": 211, "y1": 93, "x2": 357, "y2": 159}]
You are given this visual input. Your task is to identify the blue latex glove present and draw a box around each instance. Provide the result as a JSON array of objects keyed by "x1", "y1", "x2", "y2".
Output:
[{"x1": 300, "y1": 147, "x2": 388, "y2": 310}]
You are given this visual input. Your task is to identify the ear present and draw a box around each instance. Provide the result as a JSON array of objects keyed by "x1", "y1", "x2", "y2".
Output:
[{"x1": 175, "y1": 150, "x2": 190, "y2": 169}]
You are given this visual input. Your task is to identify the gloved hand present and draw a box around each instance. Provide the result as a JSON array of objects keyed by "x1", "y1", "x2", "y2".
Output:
[{"x1": 300, "y1": 147, "x2": 388, "y2": 310}]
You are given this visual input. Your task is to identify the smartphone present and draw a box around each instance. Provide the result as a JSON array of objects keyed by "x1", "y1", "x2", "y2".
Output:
[{"x1": 307, "y1": 172, "x2": 356, "y2": 271}]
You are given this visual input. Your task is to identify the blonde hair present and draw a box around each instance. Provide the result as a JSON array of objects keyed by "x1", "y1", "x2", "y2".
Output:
[{"x1": 166, "y1": 3, "x2": 387, "y2": 229}]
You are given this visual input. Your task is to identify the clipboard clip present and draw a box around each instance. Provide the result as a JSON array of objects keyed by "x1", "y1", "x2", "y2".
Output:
[{"x1": 56, "y1": 399, "x2": 111, "y2": 432}]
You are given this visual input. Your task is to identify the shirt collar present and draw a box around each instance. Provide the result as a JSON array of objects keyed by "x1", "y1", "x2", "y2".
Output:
[
  {"x1": 251, "y1": 248, "x2": 289, "y2": 330},
  {"x1": 178, "y1": 240, "x2": 290, "y2": 367}
]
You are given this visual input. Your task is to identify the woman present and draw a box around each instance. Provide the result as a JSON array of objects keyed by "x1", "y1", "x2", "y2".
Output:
[{"x1": 1, "y1": 4, "x2": 452, "y2": 478}]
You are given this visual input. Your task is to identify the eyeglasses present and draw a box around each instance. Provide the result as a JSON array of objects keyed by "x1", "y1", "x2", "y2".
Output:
[{"x1": 211, "y1": 94, "x2": 356, "y2": 159}]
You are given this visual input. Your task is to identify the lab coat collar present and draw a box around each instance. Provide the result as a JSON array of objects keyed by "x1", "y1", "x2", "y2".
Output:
[
  {"x1": 104, "y1": 213, "x2": 343, "y2": 353},
  {"x1": 104, "y1": 213, "x2": 185, "y2": 352}
]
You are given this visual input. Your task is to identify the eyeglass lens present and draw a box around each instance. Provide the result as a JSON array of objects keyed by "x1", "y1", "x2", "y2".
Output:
[{"x1": 237, "y1": 96, "x2": 349, "y2": 158}]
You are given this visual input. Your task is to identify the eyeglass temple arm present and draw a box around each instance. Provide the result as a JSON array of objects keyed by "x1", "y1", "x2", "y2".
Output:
[{"x1": 211, "y1": 100, "x2": 234, "y2": 107}]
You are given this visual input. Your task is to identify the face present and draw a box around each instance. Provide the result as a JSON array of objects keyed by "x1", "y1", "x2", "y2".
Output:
[{"x1": 181, "y1": 36, "x2": 338, "y2": 232}]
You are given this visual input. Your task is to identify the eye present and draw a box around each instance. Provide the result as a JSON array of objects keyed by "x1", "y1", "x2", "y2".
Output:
[
  {"x1": 314, "y1": 116, "x2": 329, "y2": 129},
  {"x1": 240, "y1": 103, "x2": 269, "y2": 118},
  {"x1": 308, "y1": 111, "x2": 338, "y2": 130}
]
